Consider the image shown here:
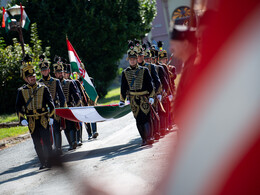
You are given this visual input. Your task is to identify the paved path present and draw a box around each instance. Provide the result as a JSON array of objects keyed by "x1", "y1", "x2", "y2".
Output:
[{"x1": 0, "y1": 113, "x2": 177, "y2": 195}]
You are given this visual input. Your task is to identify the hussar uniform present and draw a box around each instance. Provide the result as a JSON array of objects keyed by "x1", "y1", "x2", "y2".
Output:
[
  {"x1": 53, "y1": 58, "x2": 81, "y2": 150},
  {"x1": 38, "y1": 55, "x2": 66, "y2": 154},
  {"x1": 151, "y1": 47, "x2": 170, "y2": 136},
  {"x1": 135, "y1": 40, "x2": 162, "y2": 140},
  {"x1": 63, "y1": 62, "x2": 86, "y2": 145},
  {"x1": 120, "y1": 41, "x2": 155, "y2": 146},
  {"x1": 158, "y1": 43, "x2": 176, "y2": 131},
  {"x1": 16, "y1": 54, "x2": 55, "y2": 170}
]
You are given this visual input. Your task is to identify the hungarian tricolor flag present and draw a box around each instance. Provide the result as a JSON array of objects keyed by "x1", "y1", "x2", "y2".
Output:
[
  {"x1": 55, "y1": 104, "x2": 131, "y2": 123},
  {"x1": 1, "y1": 7, "x2": 11, "y2": 32},
  {"x1": 66, "y1": 38, "x2": 98, "y2": 103},
  {"x1": 20, "y1": 3, "x2": 30, "y2": 30}
]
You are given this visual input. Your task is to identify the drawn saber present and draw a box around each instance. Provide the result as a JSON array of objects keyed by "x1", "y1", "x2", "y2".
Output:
[
  {"x1": 167, "y1": 53, "x2": 174, "y2": 65},
  {"x1": 158, "y1": 99, "x2": 166, "y2": 113},
  {"x1": 150, "y1": 103, "x2": 160, "y2": 121},
  {"x1": 50, "y1": 124, "x2": 56, "y2": 150},
  {"x1": 145, "y1": 96, "x2": 160, "y2": 121}
]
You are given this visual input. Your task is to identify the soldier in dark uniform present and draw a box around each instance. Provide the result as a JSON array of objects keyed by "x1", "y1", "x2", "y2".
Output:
[
  {"x1": 53, "y1": 57, "x2": 81, "y2": 150},
  {"x1": 119, "y1": 41, "x2": 155, "y2": 146},
  {"x1": 16, "y1": 54, "x2": 55, "y2": 170},
  {"x1": 134, "y1": 40, "x2": 162, "y2": 140},
  {"x1": 38, "y1": 55, "x2": 66, "y2": 155},
  {"x1": 150, "y1": 46, "x2": 171, "y2": 136},
  {"x1": 158, "y1": 46, "x2": 176, "y2": 131},
  {"x1": 63, "y1": 62, "x2": 85, "y2": 146}
]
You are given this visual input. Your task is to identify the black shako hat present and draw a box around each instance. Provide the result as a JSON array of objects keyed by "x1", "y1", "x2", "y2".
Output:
[
  {"x1": 61, "y1": 58, "x2": 71, "y2": 74},
  {"x1": 143, "y1": 43, "x2": 151, "y2": 59},
  {"x1": 39, "y1": 54, "x2": 49, "y2": 70},
  {"x1": 21, "y1": 54, "x2": 35, "y2": 79},
  {"x1": 134, "y1": 39, "x2": 143, "y2": 55},
  {"x1": 53, "y1": 55, "x2": 64, "y2": 73},
  {"x1": 157, "y1": 41, "x2": 167, "y2": 59},
  {"x1": 171, "y1": 25, "x2": 197, "y2": 45},
  {"x1": 127, "y1": 40, "x2": 138, "y2": 59}
]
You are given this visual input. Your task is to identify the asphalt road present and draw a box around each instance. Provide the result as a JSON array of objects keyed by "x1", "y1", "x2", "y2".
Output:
[{"x1": 0, "y1": 113, "x2": 177, "y2": 195}]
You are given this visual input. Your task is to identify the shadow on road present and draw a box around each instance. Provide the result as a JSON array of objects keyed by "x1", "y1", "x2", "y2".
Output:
[
  {"x1": 0, "y1": 169, "x2": 49, "y2": 185},
  {"x1": 0, "y1": 157, "x2": 39, "y2": 177},
  {"x1": 62, "y1": 137, "x2": 153, "y2": 163},
  {"x1": 0, "y1": 156, "x2": 45, "y2": 185}
]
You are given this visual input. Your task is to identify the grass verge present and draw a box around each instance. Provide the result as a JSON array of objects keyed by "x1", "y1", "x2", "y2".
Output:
[
  {"x1": 98, "y1": 87, "x2": 120, "y2": 105},
  {"x1": 0, "y1": 126, "x2": 28, "y2": 140},
  {"x1": 0, "y1": 113, "x2": 18, "y2": 123}
]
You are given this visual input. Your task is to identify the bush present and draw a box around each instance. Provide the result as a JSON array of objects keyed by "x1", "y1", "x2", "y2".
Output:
[{"x1": 0, "y1": 23, "x2": 50, "y2": 114}]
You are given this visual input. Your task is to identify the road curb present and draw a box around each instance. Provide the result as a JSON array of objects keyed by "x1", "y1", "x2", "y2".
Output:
[{"x1": 0, "y1": 133, "x2": 30, "y2": 150}]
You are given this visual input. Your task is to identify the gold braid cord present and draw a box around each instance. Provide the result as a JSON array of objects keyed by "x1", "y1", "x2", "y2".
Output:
[
  {"x1": 40, "y1": 115, "x2": 48, "y2": 129},
  {"x1": 129, "y1": 95, "x2": 150, "y2": 118},
  {"x1": 140, "y1": 96, "x2": 150, "y2": 115},
  {"x1": 130, "y1": 96, "x2": 139, "y2": 118},
  {"x1": 28, "y1": 117, "x2": 35, "y2": 134}
]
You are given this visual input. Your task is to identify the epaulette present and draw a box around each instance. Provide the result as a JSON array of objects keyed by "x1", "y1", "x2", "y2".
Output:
[
  {"x1": 18, "y1": 84, "x2": 27, "y2": 90},
  {"x1": 37, "y1": 82, "x2": 47, "y2": 88},
  {"x1": 54, "y1": 78, "x2": 60, "y2": 82},
  {"x1": 125, "y1": 67, "x2": 132, "y2": 71}
]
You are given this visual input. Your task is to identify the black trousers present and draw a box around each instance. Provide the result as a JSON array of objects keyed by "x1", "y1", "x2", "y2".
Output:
[
  {"x1": 135, "y1": 109, "x2": 151, "y2": 141},
  {"x1": 31, "y1": 120, "x2": 52, "y2": 166},
  {"x1": 53, "y1": 119, "x2": 62, "y2": 150},
  {"x1": 65, "y1": 120, "x2": 77, "y2": 147}
]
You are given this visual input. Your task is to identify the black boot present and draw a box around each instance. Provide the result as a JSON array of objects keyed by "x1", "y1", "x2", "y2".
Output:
[
  {"x1": 137, "y1": 124, "x2": 146, "y2": 146},
  {"x1": 144, "y1": 122, "x2": 154, "y2": 145},
  {"x1": 153, "y1": 117, "x2": 161, "y2": 140}
]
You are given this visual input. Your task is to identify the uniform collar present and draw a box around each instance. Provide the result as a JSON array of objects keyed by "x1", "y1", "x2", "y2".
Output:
[
  {"x1": 27, "y1": 83, "x2": 37, "y2": 89},
  {"x1": 42, "y1": 75, "x2": 51, "y2": 81},
  {"x1": 138, "y1": 61, "x2": 145, "y2": 66},
  {"x1": 130, "y1": 64, "x2": 139, "y2": 70}
]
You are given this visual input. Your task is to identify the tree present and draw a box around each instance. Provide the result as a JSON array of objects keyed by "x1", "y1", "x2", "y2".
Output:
[
  {"x1": 11, "y1": 0, "x2": 157, "y2": 97},
  {"x1": 0, "y1": 23, "x2": 50, "y2": 114}
]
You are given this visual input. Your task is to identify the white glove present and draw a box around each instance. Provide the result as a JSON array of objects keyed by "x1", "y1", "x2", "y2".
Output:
[
  {"x1": 157, "y1": 94, "x2": 162, "y2": 102},
  {"x1": 169, "y1": 95, "x2": 173, "y2": 101},
  {"x1": 119, "y1": 101, "x2": 125, "y2": 107},
  {"x1": 49, "y1": 118, "x2": 54, "y2": 126},
  {"x1": 149, "y1": 98, "x2": 154, "y2": 105},
  {"x1": 21, "y1": 119, "x2": 28, "y2": 126}
]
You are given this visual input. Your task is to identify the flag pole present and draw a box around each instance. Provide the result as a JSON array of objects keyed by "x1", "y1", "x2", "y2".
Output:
[{"x1": 19, "y1": 3, "x2": 25, "y2": 57}]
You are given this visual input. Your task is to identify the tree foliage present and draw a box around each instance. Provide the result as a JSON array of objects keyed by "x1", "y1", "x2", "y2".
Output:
[
  {"x1": 0, "y1": 23, "x2": 50, "y2": 114},
  {"x1": 10, "y1": 0, "x2": 157, "y2": 97}
]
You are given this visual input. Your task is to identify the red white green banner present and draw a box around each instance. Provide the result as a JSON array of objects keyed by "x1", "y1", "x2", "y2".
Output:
[
  {"x1": 20, "y1": 3, "x2": 30, "y2": 30},
  {"x1": 66, "y1": 38, "x2": 98, "y2": 103},
  {"x1": 55, "y1": 104, "x2": 131, "y2": 123},
  {"x1": 1, "y1": 7, "x2": 11, "y2": 32}
]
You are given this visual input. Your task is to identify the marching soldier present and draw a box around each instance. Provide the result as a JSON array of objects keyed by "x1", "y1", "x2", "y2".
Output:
[
  {"x1": 158, "y1": 44, "x2": 176, "y2": 130},
  {"x1": 119, "y1": 41, "x2": 155, "y2": 146},
  {"x1": 150, "y1": 46, "x2": 171, "y2": 136},
  {"x1": 135, "y1": 40, "x2": 161, "y2": 95},
  {"x1": 16, "y1": 54, "x2": 55, "y2": 170},
  {"x1": 38, "y1": 55, "x2": 66, "y2": 155},
  {"x1": 53, "y1": 57, "x2": 81, "y2": 150},
  {"x1": 135, "y1": 40, "x2": 162, "y2": 140},
  {"x1": 63, "y1": 62, "x2": 86, "y2": 145}
]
